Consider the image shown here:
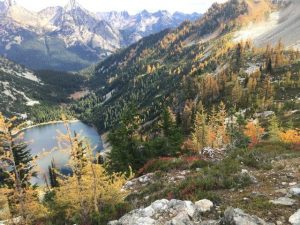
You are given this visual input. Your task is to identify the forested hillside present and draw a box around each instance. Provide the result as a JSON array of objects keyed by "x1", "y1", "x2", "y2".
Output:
[
  {"x1": 74, "y1": 0, "x2": 250, "y2": 131},
  {"x1": 0, "y1": 57, "x2": 84, "y2": 119},
  {"x1": 74, "y1": 0, "x2": 300, "y2": 133}
]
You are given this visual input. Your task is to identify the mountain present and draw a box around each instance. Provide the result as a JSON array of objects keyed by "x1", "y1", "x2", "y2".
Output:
[
  {"x1": 0, "y1": 0, "x2": 121, "y2": 71},
  {"x1": 97, "y1": 10, "x2": 201, "y2": 45},
  {"x1": 0, "y1": 0, "x2": 201, "y2": 71},
  {"x1": 73, "y1": 0, "x2": 300, "y2": 132}
]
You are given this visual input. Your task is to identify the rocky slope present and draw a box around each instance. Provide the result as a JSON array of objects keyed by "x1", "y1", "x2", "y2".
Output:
[
  {"x1": 235, "y1": 0, "x2": 300, "y2": 49},
  {"x1": 0, "y1": 0, "x2": 200, "y2": 71},
  {"x1": 108, "y1": 198, "x2": 277, "y2": 225},
  {"x1": 0, "y1": 56, "x2": 42, "y2": 115},
  {"x1": 109, "y1": 149, "x2": 300, "y2": 225}
]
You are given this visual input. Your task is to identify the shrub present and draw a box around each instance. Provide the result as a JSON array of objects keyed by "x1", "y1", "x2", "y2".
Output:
[
  {"x1": 244, "y1": 121, "x2": 265, "y2": 147},
  {"x1": 279, "y1": 129, "x2": 300, "y2": 144},
  {"x1": 137, "y1": 156, "x2": 205, "y2": 175}
]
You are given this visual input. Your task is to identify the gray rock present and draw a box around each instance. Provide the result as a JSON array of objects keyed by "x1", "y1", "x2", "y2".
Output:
[
  {"x1": 241, "y1": 169, "x2": 258, "y2": 183},
  {"x1": 254, "y1": 111, "x2": 275, "y2": 118},
  {"x1": 138, "y1": 173, "x2": 154, "y2": 183},
  {"x1": 289, "y1": 185, "x2": 300, "y2": 196},
  {"x1": 200, "y1": 220, "x2": 220, "y2": 225},
  {"x1": 166, "y1": 212, "x2": 194, "y2": 225},
  {"x1": 195, "y1": 199, "x2": 214, "y2": 213},
  {"x1": 222, "y1": 207, "x2": 274, "y2": 225},
  {"x1": 270, "y1": 197, "x2": 296, "y2": 206},
  {"x1": 108, "y1": 199, "x2": 201, "y2": 225},
  {"x1": 289, "y1": 209, "x2": 300, "y2": 225}
]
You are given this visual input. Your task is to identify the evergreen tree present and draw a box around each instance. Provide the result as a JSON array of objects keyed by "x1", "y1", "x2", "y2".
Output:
[
  {"x1": 266, "y1": 58, "x2": 272, "y2": 74},
  {"x1": 48, "y1": 159, "x2": 59, "y2": 188},
  {"x1": 160, "y1": 107, "x2": 183, "y2": 155},
  {"x1": 108, "y1": 106, "x2": 143, "y2": 173},
  {"x1": 12, "y1": 143, "x2": 35, "y2": 188}
]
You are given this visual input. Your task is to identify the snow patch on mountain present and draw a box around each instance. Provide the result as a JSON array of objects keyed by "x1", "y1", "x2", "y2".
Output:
[
  {"x1": 0, "y1": 59, "x2": 41, "y2": 83},
  {"x1": 1, "y1": 81, "x2": 17, "y2": 101},
  {"x1": 0, "y1": 81, "x2": 40, "y2": 106}
]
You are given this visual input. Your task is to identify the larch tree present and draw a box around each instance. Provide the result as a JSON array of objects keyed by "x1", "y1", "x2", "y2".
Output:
[
  {"x1": 268, "y1": 115, "x2": 281, "y2": 141},
  {"x1": 0, "y1": 113, "x2": 46, "y2": 224},
  {"x1": 191, "y1": 104, "x2": 208, "y2": 152},
  {"x1": 231, "y1": 80, "x2": 243, "y2": 105},
  {"x1": 54, "y1": 116, "x2": 131, "y2": 224}
]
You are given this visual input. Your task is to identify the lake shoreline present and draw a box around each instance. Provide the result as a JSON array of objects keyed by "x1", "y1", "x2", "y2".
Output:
[{"x1": 14, "y1": 119, "x2": 80, "y2": 135}]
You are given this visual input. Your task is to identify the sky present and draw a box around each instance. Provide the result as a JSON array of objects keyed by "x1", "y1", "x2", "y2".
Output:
[{"x1": 11, "y1": 0, "x2": 228, "y2": 14}]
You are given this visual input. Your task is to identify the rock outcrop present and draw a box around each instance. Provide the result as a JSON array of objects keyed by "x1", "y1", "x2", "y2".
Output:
[
  {"x1": 290, "y1": 185, "x2": 300, "y2": 197},
  {"x1": 108, "y1": 199, "x2": 275, "y2": 225},
  {"x1": 108, "y1": 199, "x2": 215, "y2": 225},
  {"x1": 222, "y1": 207, "x2": 274, "y2": 225},
  {"x1": 289, "y1": 209, "x2": 300, "y2": 225}
]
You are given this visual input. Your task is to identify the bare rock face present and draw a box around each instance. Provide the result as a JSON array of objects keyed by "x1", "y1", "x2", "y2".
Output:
[
  {"x1": 108, "y1": 200, "x2": 276, "y2": 225},
  {"x1": 289, "y1": 209, "x2": 300, "y2": 225},
  {"x1": 108, "y1": 199, "x2": 216, "y2": 225},
  {"x1": 289, "y1": 184, "x2": 300, "y2": 197},
  {"x1": 195, "y1": 199, "x2": 214, "y2": 213},
  {"x1": 222, "y1": 207, "x2": 274, "y2": 225},
  {"x1": 269, "y1": 197, "x2": 296, "y2": 206}
]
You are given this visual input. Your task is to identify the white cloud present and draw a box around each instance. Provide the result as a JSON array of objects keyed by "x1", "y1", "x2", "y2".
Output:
[{"x1": 10, "y1": 0, "x2": 228, "y2": 14}]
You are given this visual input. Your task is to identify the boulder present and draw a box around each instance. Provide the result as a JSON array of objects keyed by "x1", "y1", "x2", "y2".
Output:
[
  {"x1": 108, "y1": 199, "x2": 201, "y2": 225},
  {"x1": 222, "y1": 207, "x2": 274, "y2": 225},
  {"x1": 269, "y1": 197, "x2": 296, "y2": 206},
  {"x1": 289, "y1": 185, "x2": 300, "y2": 197},
  {"x1": 123, "y1": 173, "x2": 154, "y2": 190},
  {"x1": 195, "y1": 199, "x2": 214, "y2": 213},
  {"x1": 200, "y1": 220, "x2": 220, "y2": 225},
  {"x1": 289, "y1": 209, "x2": 300, "y2": 225}
]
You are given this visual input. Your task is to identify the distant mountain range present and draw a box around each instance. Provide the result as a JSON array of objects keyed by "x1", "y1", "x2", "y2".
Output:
[{"x1": 0, "y1": 0, "x2": 201, "y2": 71}]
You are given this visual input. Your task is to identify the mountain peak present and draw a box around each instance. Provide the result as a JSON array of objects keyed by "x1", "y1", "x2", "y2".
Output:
[
  {"x1": 5, "y1": 0, "x2": 16, "y2": 7},
  {"x1": 65, "y1": 0, "x2": 81, "y2": 11},
  {"x1": 0, "y1": 0, "x2": 15, "y2": 12},
  {"x1": 140, "y1": 9, "x2": 150, "y2": 15}
]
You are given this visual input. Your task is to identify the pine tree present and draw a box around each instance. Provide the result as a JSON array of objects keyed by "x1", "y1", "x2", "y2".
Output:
[
  {"x1": 160, "y1": 107, "x2": 183, "y2": 156},
  {"x1": 108, "y1": 106, "x2": 143, "y2": 172},
  {"x1": 266, "y1": 58, "x2": 272, "y2": 74},
  {"x1": 48, "y1": 159, "x2": 58, "y2": 188}
]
